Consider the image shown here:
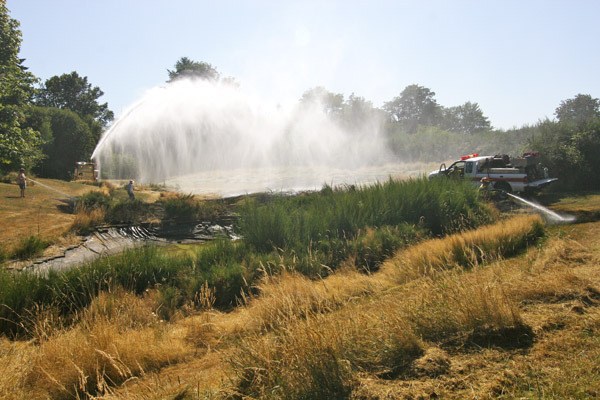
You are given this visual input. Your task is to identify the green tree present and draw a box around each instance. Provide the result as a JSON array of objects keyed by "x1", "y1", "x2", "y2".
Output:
[
  {"x1": 442, "y1": 101, "x2": 491, "y2": 134},
  {"x1": 340, "y1": 93, "x2": 385, "y2": 133},
  {"x1": 528, "y1": 114, "x2": 600, "y2": 192},
  {"x1": 383, "y1": 84, "x2": 442, "y2": 133},
  {"x1": 34, "y1": 71, "x2": 114, "y2": 128},
  {"x1": 27, "y1": 106, "x2": 96, "y2": 179},
  {"x1": 0, "y1": 1, "x2": 43, "y2": 172},
  {"x1": 554, "y1": 94, "x2": 600, "y2": 126},
  {"x1": 299, "y1": 86, "x2": 344, "y2": 115},
  {"x1": 167, "y1": 57, "x2": 220, "y2": 82}
]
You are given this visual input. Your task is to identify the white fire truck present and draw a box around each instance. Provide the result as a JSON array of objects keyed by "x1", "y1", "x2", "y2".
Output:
[{"x1": 428, "y1": 152, "x2": 557, "y2": 194}]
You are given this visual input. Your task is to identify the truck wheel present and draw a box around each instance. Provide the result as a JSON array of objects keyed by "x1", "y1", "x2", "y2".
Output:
[{"x1": 493, "y1": 181, "x2": 512, "y2": 193}]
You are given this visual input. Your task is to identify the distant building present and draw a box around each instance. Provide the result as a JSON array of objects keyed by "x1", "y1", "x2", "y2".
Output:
[{"x1": 73, "y1": 162, "x2": 98, "y2": 181}]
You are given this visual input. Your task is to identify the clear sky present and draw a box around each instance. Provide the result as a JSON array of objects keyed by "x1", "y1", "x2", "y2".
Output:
[{"x1": 7, "y1": 0, "x2": 600, "y2": 130}]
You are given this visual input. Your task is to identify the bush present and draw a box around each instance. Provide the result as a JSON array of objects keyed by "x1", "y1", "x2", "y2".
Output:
[
  {"x1": 160, "y1": 193, "x2": 200, "y2": 221},
  {"x1": 0, "y1": 171, "x2": 18, "y2": 184},
  {"x1": 75, "y1": 190, "x2": 112, "y2": 212},
  {"x1": 12, "y1": 235, "x2": 48, "y2": 259},
  {"x1": 105, "y1": 199, "x2": 152, "y2": 224}
]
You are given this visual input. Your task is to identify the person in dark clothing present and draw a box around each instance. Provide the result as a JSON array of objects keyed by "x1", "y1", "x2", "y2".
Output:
[{"x1": 126, "y1": 180, "x2": 135, "y2": 200}]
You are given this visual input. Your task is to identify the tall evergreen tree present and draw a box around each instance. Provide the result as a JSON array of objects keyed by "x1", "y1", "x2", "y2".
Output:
[
  {"x1": 167, "y1": 57, "x2": 220, "y2": 82},
  {"x1": 0, "y1": 1, "x2": 43, "y2": 172}
]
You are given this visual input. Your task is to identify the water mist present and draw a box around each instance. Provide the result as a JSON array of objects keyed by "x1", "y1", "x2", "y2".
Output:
[{"x1": 92, "y1": 78, "x2": 395, "y2": 196}]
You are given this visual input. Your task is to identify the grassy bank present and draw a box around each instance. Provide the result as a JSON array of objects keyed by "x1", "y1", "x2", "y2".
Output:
[
  {"x1": 6, "y1": 180, "x2": 593, "y2": 399},
  {"x1": 0, "y1": 213, "x2": 555, "y2": 399},
  {"x1": 0, "y1": 178, "x2": 495, "y2": 338}
]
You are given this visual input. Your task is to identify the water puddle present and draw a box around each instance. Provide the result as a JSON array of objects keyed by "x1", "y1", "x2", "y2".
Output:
[{"x1": 22, "y1": 219, "x2": 238, "y2": 274}]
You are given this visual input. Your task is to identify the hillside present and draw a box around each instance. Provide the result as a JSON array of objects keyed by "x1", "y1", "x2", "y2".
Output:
[
  {"x1": 99, "y1": 212, "x2": 600, "y2": 399},
  {"x1": 0, "y1": 185, "x2": 599, "y2": 399}
]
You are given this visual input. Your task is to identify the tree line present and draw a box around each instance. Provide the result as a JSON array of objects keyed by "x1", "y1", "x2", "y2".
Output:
[{"x1": 1, "y1": 2, "x2": 599, "y2": 191}]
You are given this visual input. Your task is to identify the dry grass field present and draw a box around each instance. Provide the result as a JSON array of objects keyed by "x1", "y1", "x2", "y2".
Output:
[
  {"x1": 0, "y1": 178, "x2": 163, "y2": 256},
  {"x1": 1, "y1": 188, "x2": 599, "y2": 399},
  {"x1": 0, "y1": 179, "x2": 95, "y2": 252}
]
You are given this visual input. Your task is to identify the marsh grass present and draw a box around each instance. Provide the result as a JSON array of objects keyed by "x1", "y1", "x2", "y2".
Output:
[
  {"x1": 240, "y1": 178, "x2": 489, "y2": 251},
  {"x1": 71, "y1": 207, "x2": 105, "y2": 234},
  {"x1": 239, "y1": 177, "x2": 493, "y2": 276},
  {"x1": 231, "y1": 294, "x2": 426, "y2": 398},
  {"x1": 11, "y1": 235, "x2": 49, "y2": 260},
  {"x1": 1, "y1": 177, "x2": 568, "y2": 398},
  {"x1": 403, "y1": 273, "x2": 530, "y2": 347},
  {"x1": 160, "y1": 193, "x2": 200, "y2": 221},
  {"x1": 0, "y1": 240, "x2": 254, "y2": 337}
]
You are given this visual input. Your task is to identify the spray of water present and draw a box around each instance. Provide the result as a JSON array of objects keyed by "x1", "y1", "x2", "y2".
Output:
[
  {"x1": 29, "y1": 178, "x2": 74, "y2": 199},
  {"x1": 506, "y1": 193, "x2": 575, "y2": 224},
  {"x1": 92, "y1": 78, "x2": 394, "y2": 195}
]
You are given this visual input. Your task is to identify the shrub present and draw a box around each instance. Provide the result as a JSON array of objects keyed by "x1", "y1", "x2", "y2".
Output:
[
  {"x1": 105, "y1": 199, "x2": 152, "y2": 224},
  {"x1": 161, "y1": 193, "x2": 200, "y2": 221},
  {"x1": 74, "y1": 190, "x2": 112, "y2": 212},
  {"x1": 12, "y1": 235, "x2": 48, "y2": 260}
]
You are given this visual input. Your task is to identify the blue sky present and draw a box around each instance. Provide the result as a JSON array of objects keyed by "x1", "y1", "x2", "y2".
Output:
[{"x1": 7, "y1": 0, "x2": 600, "y2": 130}]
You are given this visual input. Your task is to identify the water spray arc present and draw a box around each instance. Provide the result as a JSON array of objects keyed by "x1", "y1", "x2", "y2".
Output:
[
  {"x1": 28, "y1": 178, "x2": 74, "y2": 199},
  {"x1": 92, "y1": 89, "x2": 160, "y2": 180},
  {"x1": 91, "y1": 78, "x2": 393, "y2": 196},
  {"x1": 506, "y1": 193, "x2": 575, "y2": 224}
]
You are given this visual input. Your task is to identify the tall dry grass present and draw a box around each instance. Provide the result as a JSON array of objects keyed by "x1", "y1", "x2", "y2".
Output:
[
  {"x1": 1, "y1": 289, "x2": 190, "y2": 399},
  {"x1": 239, "y1": 268, "x2": 388, "y2": 333},
  {"x1": 227, "y1": 215, "x2": 547, "y2": 397},
  {"x1": 71, "y1": 207, "x2": 106, "y2": 233},
  {"x1": 378, "y1": 214, "x2": 545, "y2": 284},
  {"x1": 230, "y1": 304, "x2": 423, "y2": 399}
]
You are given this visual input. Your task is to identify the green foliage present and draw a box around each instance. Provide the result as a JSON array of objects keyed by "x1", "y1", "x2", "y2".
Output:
[
  {"x1": 161, "y1": 193, "x2": 201, "y2": 221},
  {"x1": 12, "y1": 235, "x2": 48, "y2": 259},
  {"x1": 383, "y1": 84, "x2": 442, "y2": 133},
  {"x1": 442, "y1": 101, "x2": 491, "y2": 134},
  {"x1": 0, "y1": 3, "x2": 43, "y2": 172},
  {"x1": 106, "y1": 199, "x2": 151, "y2": 224},
  {"x1": 33, "y1": 71, "x2": 114, "y2": 127},
  {"x1": 528, "y1": 118, "x2": 600, "y2": 191},
  {"x1": 97, "y1": 152, "x2": 139, "y2": 179},
  {"x1": 353, "y1": 224, "x2": 419, "y2": 271},
  {"x1": 167, "y1": 57, "x2": 220, "y2": 82},
  {"x1": 239, "y1": 178, "x2": 494, "y2": 275},
  {"x1": 554, "y1": 93, "x2": 600, "y2": 127},
  {"x1": 0, "y1": 241, "x2": 252, "y2": 337},
  {"x1": 299, "y1": 88, "x2": 386, "y2": 134},
  {"x1": 27, "y1": 107, "x2": 96, "y2": 179},
  {"x1": 76, "y1": 190, "x2": 112, "y2": 211},
  {"x1": 300, "y1": 86, "x2": 345, "y2": 115},
  {"x1": 387, "y1": 125, "x2": 530, "y2": 162}
]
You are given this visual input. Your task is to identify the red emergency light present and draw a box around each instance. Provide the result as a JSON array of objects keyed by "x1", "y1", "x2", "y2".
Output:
[{"x1": 460, "y1": 153, "x2": 479, "y2": 160}]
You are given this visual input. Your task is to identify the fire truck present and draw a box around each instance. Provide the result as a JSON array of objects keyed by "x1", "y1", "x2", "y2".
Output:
[
  {"x1": 73, "y1": 161, "x2": 98, "y2": 181},
  {"x1": 428, "y1": 152, "x2": 557, "y2": 194}
]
